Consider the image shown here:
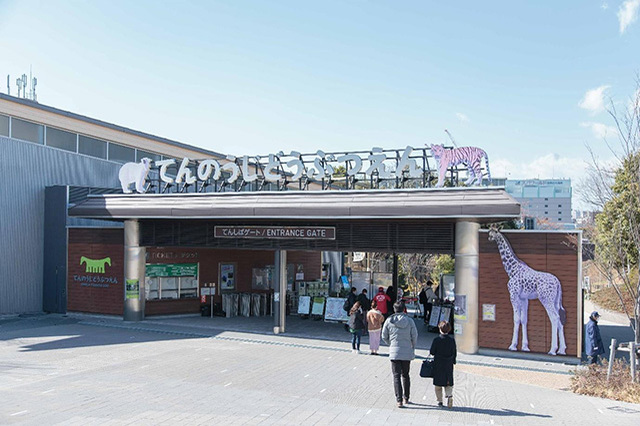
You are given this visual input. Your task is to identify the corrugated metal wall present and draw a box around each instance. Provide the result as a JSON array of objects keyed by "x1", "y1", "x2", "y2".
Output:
[{"x1": 0, "y1": 136, "x2": 121, "y2": 314}]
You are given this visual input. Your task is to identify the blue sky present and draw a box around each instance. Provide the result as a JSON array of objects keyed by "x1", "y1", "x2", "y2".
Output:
[{"x1": 1, "y1": 1, "x2": 639, "y2": 206}]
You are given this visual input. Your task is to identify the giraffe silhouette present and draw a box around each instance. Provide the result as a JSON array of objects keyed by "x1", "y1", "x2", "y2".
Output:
[{"x1": 488, "y1": 228, "x2": 567, "y2": 355}]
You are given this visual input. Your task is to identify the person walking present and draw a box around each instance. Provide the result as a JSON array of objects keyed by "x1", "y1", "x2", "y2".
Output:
[
  {"x1": 344, "y1": 287, "x2": 357, "y2": 312},
  {"x1": 343, "y1": 287, "x2": 358, "y2": 332},
  {"x1": 357, "y1": 288, "x2": 371, "y2": 334},
  {"x1": 382, "y1": 301, "x2": 418, "y2": 408},
  {"x1": 366, "y1": 299, "x2": 385, "y2": 355},
  {"x1": 348, "y1": 301, "x2": 366, "y2": 354},
  {"x1": 420, "y1": 281, "x2": 437, "y2": 324},
  {"x1": 429, "y1": 320, "x2": 457, "y2": 408},
  {"x1": 385, "y1": 286, "x2": 396, "y2": 317},
  {"x1": 585, "y1": 311, "x2": 605, "y2": 365},
  {"x1": 374, "y1": 287, "x2": 391, "y2": 319}
]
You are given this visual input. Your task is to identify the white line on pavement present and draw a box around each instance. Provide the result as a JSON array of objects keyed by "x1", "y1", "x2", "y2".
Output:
[
  {"x1": 320, "y1": 389, "x2": 326, "y2": 393},
  {"x1": 597, "y1": 409, "x2": 603, "y2": 414},
  {"x1": 42, "y1": 389, "x2": 55, "y2": 394},
  {"x1": 304, "y1": 374, "x2": 309, "y2": 378},
  {"x1": 366, "y1": 409, "x2": 372, "y2": 415},
  {"x1": 224, "y1": 382, "x2": 232, "y2": 387},
  {"x1": 10, "y1": 411, "x2": 27, "y2": 416},
  {"x1": 530, "y1": 403, "x2": 535, "y2": 408},
  {"x1": 353, "y1": 367, "x2": 357, "y2": 370},
  {"x1": 140, "y1": 365, "x2": 149, "y2": 369},
  {"x1": 423, "y1": 395, "x2": 427, "y2": 400},
  {"x1": 220, "y1": 369, "x2": 228, "y2": 373}
]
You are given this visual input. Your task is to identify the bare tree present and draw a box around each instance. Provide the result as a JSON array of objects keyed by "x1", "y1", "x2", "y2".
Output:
[{"x1": 580, "y1": 75, "x2": 640, "y2": 353}]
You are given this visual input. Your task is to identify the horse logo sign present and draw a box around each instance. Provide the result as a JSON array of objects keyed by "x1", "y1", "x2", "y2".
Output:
[{"x1": 80, "y1": 256, "x2": 112, "y2": 274}]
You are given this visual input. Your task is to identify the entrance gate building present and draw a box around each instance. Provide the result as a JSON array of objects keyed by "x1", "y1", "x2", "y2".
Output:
[{"x1": 69, "y1": 187, "x2": 520, "y2": 354}]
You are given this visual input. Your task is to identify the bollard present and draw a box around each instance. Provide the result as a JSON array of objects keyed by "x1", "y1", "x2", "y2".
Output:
[
  {"x1": 632, "y1": 342, "x2": 638, "y2": 383},
  {"x1": 607, "y1": 338, "x2": 617, "y2": 381}
]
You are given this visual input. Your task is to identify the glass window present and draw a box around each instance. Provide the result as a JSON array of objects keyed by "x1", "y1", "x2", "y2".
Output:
[
  {"x1": 11, "y1": 117, "x2": 44, "y2": 144},
  {"x1": 0, "y1": 114, "x2": 8, "y2": 137},
  {"x1": 46, "y1": 127, "x2": 77, "y2": 152},
  {"x1": 522, "y1": 187, "x2": 537, "y2": 198},
  {"x1": 78, "y1": 135, "x2": 107, "y2": 159},
  {"x1": 136, "y1": 150, "x2": 161, "y2": 162},
  {"x1": 108, "y1": 143, "x2": 135, "y2": 163},
  {"x1": 539, "y1": 186, "x2": 554, "y2": 197}
]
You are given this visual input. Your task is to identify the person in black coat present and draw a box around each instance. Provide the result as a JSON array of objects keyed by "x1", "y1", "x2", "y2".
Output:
[{"x1": 429, "y1": 320, "x2": 456, "y2": 408}]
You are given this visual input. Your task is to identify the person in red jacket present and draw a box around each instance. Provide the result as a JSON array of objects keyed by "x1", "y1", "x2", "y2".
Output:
[{"x1": 374, "y1": 287, "x2": 392, "y2": 318}]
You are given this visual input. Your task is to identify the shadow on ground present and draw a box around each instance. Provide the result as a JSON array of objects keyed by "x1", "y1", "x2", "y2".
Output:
[
  {"x1": 402, "y1": 402, "x2": 551, "y2": 417},
  {"x1": 0, "y1": 313, "x2": 440, "y2": 353}
]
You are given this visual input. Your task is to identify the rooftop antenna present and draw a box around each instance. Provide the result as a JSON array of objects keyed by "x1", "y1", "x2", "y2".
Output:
[
  {"x1": 16, "y1": 75, "x2": 24, "y2": 97},
  {"x1": 444, "y1": 129, "x2": 459, "y2": 148},
  {"x1": 6, "y1": 75, "x2": 9, "y2": 95}
]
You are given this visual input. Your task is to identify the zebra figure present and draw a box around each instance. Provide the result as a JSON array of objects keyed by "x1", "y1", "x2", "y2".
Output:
[{"x1": 488, "y1": 228, "x2": 567, "y2": 355}]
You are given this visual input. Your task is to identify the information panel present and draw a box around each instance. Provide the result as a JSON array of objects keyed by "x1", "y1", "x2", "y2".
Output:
[
  {"x1": 298, "y1": 296, "x2": 311, "y2": 315},
  {"x1": 311, "y1": 297, "x2": 326, "y2": 316},
  {"x1": 324, "y1": 297, "x2": 349, "y2": 322},
  {"x1": 429, "y1": 305, "x2": 442, "y2": 328}
]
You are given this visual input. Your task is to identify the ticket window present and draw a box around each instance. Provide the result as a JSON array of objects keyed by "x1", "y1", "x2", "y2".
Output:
[{"x1": 146, "y1": 276, "x2": 198, "y2": 300}]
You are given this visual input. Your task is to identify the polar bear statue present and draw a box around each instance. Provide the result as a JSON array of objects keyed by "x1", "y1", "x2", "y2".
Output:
[{"x1": 118, "y1": 158, "x2": 152, "y2": 193}]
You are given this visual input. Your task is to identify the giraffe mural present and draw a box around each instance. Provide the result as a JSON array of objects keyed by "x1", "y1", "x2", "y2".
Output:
[{"x1": 488, "y1": 228, "x2": 567, "y2": 355}]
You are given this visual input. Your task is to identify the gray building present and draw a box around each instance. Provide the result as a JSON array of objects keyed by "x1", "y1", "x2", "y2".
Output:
[
  {"x1": 0, "y1": 93, "x2": 224, "y2": 314},
  {"x1": 504, "y1": 179, "x2": 573, "y2": 229}
]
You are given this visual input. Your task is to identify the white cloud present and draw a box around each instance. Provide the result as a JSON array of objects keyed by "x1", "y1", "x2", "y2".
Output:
[
  {"x1": 578, "y1": 85, "x2": 610, "y2": 114},
  {"x1": 491, "y1": 154, "x2": 587, "y2": 183},
  {"x1": 455, "y1": 112, "x2": 469, "y2": 122},
  {"x1": 618, "y1": 0, "x2": 640, "y2": 33},
  {"x1": 580, "y1": 121, "x2": 618, "y2": 139}
]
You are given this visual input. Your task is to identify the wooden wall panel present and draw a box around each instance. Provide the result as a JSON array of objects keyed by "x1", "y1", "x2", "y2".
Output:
[
  {"x1": 67, "y1": 229, "x2": 322, "y2": 317},
  {"x1": 478, "y1": 231, "x2": 580, "y2": 357}
]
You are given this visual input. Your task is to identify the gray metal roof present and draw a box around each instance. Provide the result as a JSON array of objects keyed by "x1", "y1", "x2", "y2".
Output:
[
  {"x1": 68, "y1": 187, "x2": 521, "y2": 221},
  {"x1": 0, "y1": 93, "x2": 226, "y2": 159}
]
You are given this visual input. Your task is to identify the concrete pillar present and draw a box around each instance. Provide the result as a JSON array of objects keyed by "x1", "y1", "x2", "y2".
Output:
[
  {"x1": 454, "y1": 221, "x2": 480, "y2": 354},
  {"x1": 273, "y1": 250, "x2": 287, "y2": 334},
  {"x1": 123, "y1": 220, "x2": 146, "y2": 321}
]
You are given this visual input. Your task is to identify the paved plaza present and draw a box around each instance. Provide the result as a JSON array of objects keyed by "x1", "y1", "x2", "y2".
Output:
[{"x1": 1, "y1": 314, "x2": 639, "y2": 425}]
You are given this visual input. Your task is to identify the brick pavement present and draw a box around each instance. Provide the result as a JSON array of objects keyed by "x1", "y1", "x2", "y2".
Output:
[{"x1": 1, "y1": 315, "x2": 639, "y2": 425}]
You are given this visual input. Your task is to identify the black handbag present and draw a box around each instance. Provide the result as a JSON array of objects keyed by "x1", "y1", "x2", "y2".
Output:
[{"x1": 420, "y1": 358, "x2": 434, "y2": 378}]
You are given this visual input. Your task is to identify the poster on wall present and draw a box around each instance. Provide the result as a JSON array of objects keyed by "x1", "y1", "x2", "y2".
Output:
[
  {"x1": 454, "y1": 295, "x2": 467, "y2": 321},
  {"x1": 324, "y1": 297, "x2": 349, "y2": 322},
  {"x1": 454, "y1": 323, "x2": 463, "y2": 335},
  {"x1": 482, "y1": 304, "x2": 496, "y2": 321},
  {"x1": 125, "y1": 279, "x2": 139, "y2": 299},
  {"x1": 220, "y1": 263, "x2": 236, "y2": 290},
  {"x1": 311, "y1": 297, "x2": 326, "y2": 316},
  {"x1": 298, "y1": 296, "x2": 311, "y2": 315}
]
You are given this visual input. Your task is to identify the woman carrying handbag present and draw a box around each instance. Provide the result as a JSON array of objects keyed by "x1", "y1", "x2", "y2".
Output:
[{"x1": 429, "y1": 320, "x2": 456, "y2": 408}]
